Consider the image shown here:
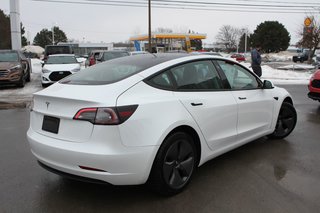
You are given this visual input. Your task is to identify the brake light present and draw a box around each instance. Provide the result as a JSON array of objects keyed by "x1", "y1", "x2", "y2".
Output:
[{"x1": 73, "y1": 105, "x2": 138, "y2": 125}]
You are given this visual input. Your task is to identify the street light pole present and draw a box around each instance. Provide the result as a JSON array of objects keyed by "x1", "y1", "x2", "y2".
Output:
[
  {"x1": 148, "y1": 0, "x2": 152, "y2": 53},
  {"x1": 52, "y1": 25, "x2": 55, "y2": 45},
  {"x1": 244, "y1": 32, "x2": 247, "y2": 53},
  {"x1": 10, "y1": 0, "x2": 21, "y2": 50}
]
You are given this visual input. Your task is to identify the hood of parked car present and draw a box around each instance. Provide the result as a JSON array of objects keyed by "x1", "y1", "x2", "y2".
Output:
[
  {"x1": 0, "y1": 62, "x2": 20, "y2": 70},
  {"x1": 43, "y1": 63, "x2": 80, "y2": 71},
  {"x1": 313, "y1": 70, "x2": 320, "y2": 79}
]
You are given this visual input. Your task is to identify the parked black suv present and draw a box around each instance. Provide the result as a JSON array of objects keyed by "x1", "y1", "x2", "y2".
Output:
[{"x1": 293, "y1": 49, "x2": 310, "y2": 63}]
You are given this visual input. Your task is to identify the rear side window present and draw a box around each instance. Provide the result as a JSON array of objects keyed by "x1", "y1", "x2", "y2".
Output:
[{"x1": 148, "y1": 72, "x2": 173, "y2": 89}]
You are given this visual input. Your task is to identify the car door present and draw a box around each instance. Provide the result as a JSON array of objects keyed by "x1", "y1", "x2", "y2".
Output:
[
  {"x1": 216, "y1": 60, "x2": 275, "y2": 142},
  {"x1": 168, "y1": 60, "x2": 238, "y2": 151}
]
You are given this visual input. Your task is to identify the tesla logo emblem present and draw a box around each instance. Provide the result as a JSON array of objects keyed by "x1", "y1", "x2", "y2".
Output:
[{"x1": 45, "y1": 102, "x2": 50, "y2": 109}]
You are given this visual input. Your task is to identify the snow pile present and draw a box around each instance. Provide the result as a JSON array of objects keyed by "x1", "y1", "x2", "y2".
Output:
[
  {"x1": 242, "y1": 62, "x2": 313, "y2": 84},
  {"x1": 277, "y1": 64, "x2": 315, "y2": 71},
  {"x1": 262, "y1": 51, "x2": 295, "y2": 62},
  {"x1": 261, "y1": 65, "x2": 312, "y2": 84},
  {"x1": 22, "y1": 45, "x2": 44, "y2": 54}
]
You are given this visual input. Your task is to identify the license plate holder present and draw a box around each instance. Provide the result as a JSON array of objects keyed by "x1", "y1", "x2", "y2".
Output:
[{"x1": 42, "y1": 115, "x2": 60, "y2": 134}]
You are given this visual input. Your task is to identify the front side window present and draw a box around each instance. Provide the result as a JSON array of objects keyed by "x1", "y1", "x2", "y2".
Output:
[
  {"x1": 170, "y1": 60, "x2": 223, "y2": 90},
  {"x1": 217, "y1": 60, "x2": 260, "y2": 90}
]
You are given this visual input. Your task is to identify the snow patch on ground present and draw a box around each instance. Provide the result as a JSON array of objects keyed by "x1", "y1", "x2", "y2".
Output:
[{"x1": 31, "y1": 59, "x2": 43, "y2": 74}]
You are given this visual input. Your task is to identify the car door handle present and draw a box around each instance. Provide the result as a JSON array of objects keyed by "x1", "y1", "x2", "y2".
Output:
[
  {"x1": 191, "y1": 103, "x2": 203, "y2": 106},
  {"x1": 238, "y1": 97, "x2": 247, "y2": 100}
]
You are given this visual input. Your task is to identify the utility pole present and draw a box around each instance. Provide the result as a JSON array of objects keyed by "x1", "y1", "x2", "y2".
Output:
[
  {"x1": 148, "y1": 0, "x2": 152, "y2": 53},
  {"x1": 10, "y1": 0, "x2": 21, "y2": 50},
  {"x1": 52, "y1": 25, "x2": 55, "y2": 45},
  {"x1": 244, "y1": 32, "x2": 247, "y2": 53}
]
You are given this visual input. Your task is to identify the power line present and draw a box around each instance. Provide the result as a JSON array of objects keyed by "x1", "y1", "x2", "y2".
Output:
[
  {"x1": 87, "y1": 0, "x2": 320, "y2": 8},
  {"x1": 32, "y1": 0, "x2": 319, "y2": 13}
]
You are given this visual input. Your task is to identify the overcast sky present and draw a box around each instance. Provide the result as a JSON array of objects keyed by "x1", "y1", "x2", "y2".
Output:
[{"x1": 2, "y1": 0, "x2": 320, "y2": 45}]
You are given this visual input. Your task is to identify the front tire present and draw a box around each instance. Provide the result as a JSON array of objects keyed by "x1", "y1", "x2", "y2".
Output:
[
  {"x1": 268, "y1": 102, "x2": 297, "y2": 139},
  {"x1": 148, "y1": 132, "x2": 197, "y2": 196},
  {"x1": 26, "y1": 69, "x2": 31, "y2": 82},
  {"x1": 17, "y1": 73, "x2": 26, "y2": 88}
]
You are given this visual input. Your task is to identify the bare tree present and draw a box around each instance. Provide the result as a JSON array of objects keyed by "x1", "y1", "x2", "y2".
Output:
[
  {"x1": 215, "y1": 25, "x2": 241, "y2": 52},
  {"x1": 298, "y1": 16, "x2": 320, "y2": 63}
]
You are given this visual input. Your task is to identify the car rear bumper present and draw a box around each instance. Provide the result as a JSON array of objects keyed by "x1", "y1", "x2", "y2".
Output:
[{"x1": 27, "y1": 127, "x2": 159, "y2": 185}]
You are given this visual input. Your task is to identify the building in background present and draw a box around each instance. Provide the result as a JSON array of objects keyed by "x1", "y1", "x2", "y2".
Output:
[
  {"x1": 58, "y1": 42, "x2": 113, "y2": 56},
  {"x1": 130, "y1": 33, "x2": 206, "y2": 53}
]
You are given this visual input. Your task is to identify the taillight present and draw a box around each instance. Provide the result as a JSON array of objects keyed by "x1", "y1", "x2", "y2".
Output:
[{"x1": 73, "y1": 105, "x2": 138, "y2": 125}]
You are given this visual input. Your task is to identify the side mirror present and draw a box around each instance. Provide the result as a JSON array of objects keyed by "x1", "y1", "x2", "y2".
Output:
[
  {"x1": 40, "y1": 61, "x2": 45, "y2": 67},
  {"x1": 262, "y1": 80, "x2": 274, "y2": 89}
]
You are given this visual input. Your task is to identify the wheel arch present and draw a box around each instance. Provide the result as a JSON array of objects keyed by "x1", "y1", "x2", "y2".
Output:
[{"x1": 283, "y1": 96, "x2": 293, "y2": 105}]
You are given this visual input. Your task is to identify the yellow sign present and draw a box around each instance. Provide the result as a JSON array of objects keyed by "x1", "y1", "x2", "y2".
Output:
[{"x1": 304, "y1": 17, "x2": 312, "y2": 27}]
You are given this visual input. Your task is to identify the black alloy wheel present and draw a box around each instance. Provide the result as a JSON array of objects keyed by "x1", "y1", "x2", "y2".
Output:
[
  {"x1": 268, "y1": 102, "x2": 297, "y2": 139},
  {"x1": 148, "y1": 132, "x2": 197, "y2": 195}
]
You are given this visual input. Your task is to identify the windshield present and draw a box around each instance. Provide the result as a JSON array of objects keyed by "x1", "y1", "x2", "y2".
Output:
[
  {"x1": 0, "y1": 52, "x2": 19, "y2": 62},
  {"x1": 46, "y1": 56, "x2": 78, "y2": 64},
  {"x1": 102, "y1": 52, "x2": 129, "y2": 61}
]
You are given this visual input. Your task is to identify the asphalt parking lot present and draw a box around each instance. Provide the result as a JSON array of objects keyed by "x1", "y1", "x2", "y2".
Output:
[{"x1": 0, "y1": 84, "x2": 319, "y2": 213}]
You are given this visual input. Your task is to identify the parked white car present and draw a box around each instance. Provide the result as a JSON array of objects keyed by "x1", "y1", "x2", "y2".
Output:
[
  {"x1": 41, "y1": 54, "x2": 81, "y2": 87},
  {"x1": 27, "y1": 54, "x2": 297, "y2": 195}
]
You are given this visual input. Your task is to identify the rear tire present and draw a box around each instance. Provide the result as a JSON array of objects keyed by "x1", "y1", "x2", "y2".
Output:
[
  {"x1": 268, "y1": 102, "x2": 297, "y2": 139},
  {"x1": 148, "y1": 132, "x2": 197, "y2": 196}
]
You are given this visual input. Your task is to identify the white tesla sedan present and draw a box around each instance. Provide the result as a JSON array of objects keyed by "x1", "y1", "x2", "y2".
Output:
[
  {"x1": 27, "y1": 53, "x2": 297, "y2": 195},
  {"x1": 41, "y1": 54, "x2": 81, "y2": 87}
]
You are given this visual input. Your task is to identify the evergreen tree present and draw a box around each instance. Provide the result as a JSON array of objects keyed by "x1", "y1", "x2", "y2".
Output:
[
  {"x1": 0, "y1": 9, "x2": 28, "y2": 49},
  {"x1": 251, "y1": 21, "x2": 290, "y2": 53},
  {"x1": 33, "y1": 26, "x2": 67, "y2": 48},
  {"x1": 238, "y1": 33, "x2": 251, "y2": 53}
]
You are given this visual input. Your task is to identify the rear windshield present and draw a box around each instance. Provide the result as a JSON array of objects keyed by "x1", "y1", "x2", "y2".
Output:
[
  {"x1": 45, "y1": 46, "x2": 72, "y2": 55},
  {"x1": 102, "y1": 52, "x2": 129, "y2": 61},
  {"x1": 0, "y1": 52, "x2": 19, "y2": 62},
  {"x1": 60, "y1": 54, "x2": 186, "y2": 85},
  {"x1": 46, "y1": 56, "x2": 78, "y2": 64}
]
